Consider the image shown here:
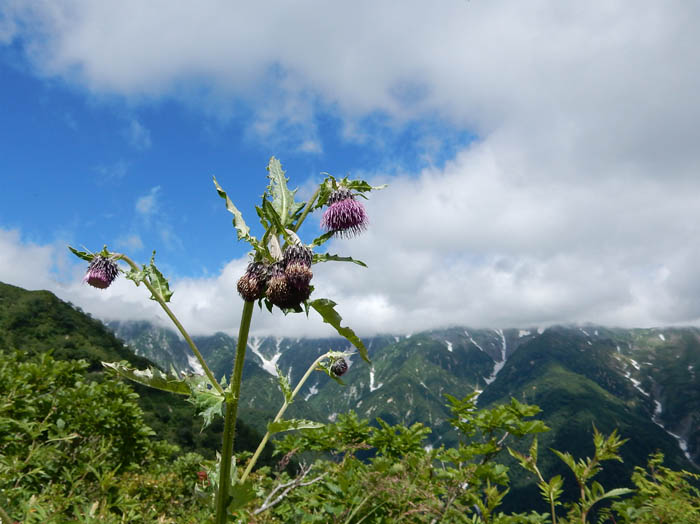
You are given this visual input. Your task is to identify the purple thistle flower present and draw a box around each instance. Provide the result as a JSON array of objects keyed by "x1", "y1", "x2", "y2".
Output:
[
  {"x1": 237, "y1": 262, "x2": 268, "y2": 302},
  {"x1": 285, "y1": 261, "x2": 313, "y2": 289},
  {"x1": 266, "y1": 262, "x2": 311, "y2": 309},
  {"x1": 330, "y1": 358, "x2": 349, "y2": 377},
  {"x1": 83, "y1": 255, "x2": 119, "y2": 289},
  {"x1": 283, "y1": 243, "x2": 313, "y2": 267},
  {"x1": 321, "y1": 188, "x2": 368, "y2": 238}
]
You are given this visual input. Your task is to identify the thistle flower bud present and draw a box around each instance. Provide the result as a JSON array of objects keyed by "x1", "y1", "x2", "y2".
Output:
[
  {"x1": 283, "y1": 243, "x2": 312, "y2": 267},
  {"x1": 330, "y1": 358, "x2": 349, "y2": 377},
  {"x1": 285, "y1": 261, "x2": 313, "y2": 289},
  {"x1": 237, "y1": 262, "x2": 268, "y2": 302},
  {"x1": 266, "y1": 263, "x2": 311, "y2": 309},
  {"x1": 83, "y1": 255, "x2": 119, "y2": 289},
  {"x1": 321, "y1": 187, "x2": 368, "y2": 238}
]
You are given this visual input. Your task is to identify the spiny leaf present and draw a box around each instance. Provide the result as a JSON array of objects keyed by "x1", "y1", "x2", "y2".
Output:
[
  {"x1": 276, "y1": 365, "x2": 293, "y2": 403},
  {"x1": 310, "y1": 298, "x2": 370, "y2": 363},
  {"x1": 125, "y1": 251, "x2": 174, "y2": 302},
  {"x1": 262, "y1": 198, "x2": 290, "y2": 241},
  {"x1": 228, "y1": 479, "x2": 256, "y2": 512},
  {"x1": 310, "y1": 230, "x2": 335, "y2": 248},
  {"x1": 102, "y1": 361, "x2": 190, "y2": 395},
  {"x1": 68, "y1": 246, "x2": 95, "y2": 262},
  {"x1": 268, "y1": 418, "x2": 325, "y2": 435},
  {"x1": 266, "y1": 157, "x2": 298, "y2": 227},
  {"x1": 187, "y1": 376, "x2": 225, "y2": 428},
  {"x1": 312, "y1": 253, "x2": 367, "y2": 267},
  {"x1": 146, "y1": 251, "x2": 174, "y2": 302},
  {"x1": 213, "y1": 177, "x2": 263, "y2": 256},
  {"x1": 315, "y1": 174, "x2": 386, "y2": 208}
]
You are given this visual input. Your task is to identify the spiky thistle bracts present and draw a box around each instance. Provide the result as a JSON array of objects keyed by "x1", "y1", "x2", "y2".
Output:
[
  {"x1": 237, "y1": 262, "x2": 269, "y2": 302},
  {"x1": 330, "y1": 357, "x2": 349, "y2": 377},
  {"x1": 265, "y1": 262, "x2": 311, "y2": 309},
  {"x1": 321, "y1": 187, "x2": 368, "y2": 238},
  {"x1": 83, "y1": 255, "x2": 120, "y2": 289}
]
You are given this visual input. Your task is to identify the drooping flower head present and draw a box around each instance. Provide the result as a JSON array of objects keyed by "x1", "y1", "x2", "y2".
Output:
[
  {"x1": 330, "y1": 357, "x2": 349, "y2": 377},
  {"x1": 321, "y1": 186, "x2": 368, "y2": 238},
  {"x1": 237, "y1": 262, "x2": 269, "y2": 302},
  {"x1": 283, "y1": 243, "x2": 313, "y2": 289},
  {"x1": 266, "y1": 262, "x2": 311, "y2": 309},
  {"x1": 83, "y1": 255, "x2": 119, "y2": 289}
]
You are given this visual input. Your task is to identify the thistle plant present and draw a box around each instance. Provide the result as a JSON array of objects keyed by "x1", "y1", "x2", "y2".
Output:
[{"x1": 69, "y1": 157, "x2": 384, "y2": 523}]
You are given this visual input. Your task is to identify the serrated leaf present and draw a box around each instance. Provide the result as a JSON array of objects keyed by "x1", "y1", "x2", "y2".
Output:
[
  {"x1": 125, "y1": 251, "x2": 174, "y2": 302},
  {"x1": 228, "y1": 479, "x2": 256, "y2": 512},
  {"x1": 146, "y1": 251, "x2": 174, "y2": 302},
  {"x1": 310, "y1": 298, "x2": 369, "y2": 364},
  {"x1": 213, "y1": 176, "x2": 261, "y2": 252},
  {"x1": 187, "y1": 381, "x2": 225, "y2": 428},
  {"x1": 266, "y1": 157, "x2": 297, "y2": 227},
  {"x1": 68, "y1": 246, "x2": 95, "y2": 262},
  {"x1": 268, "y1": 418, "x2": 324, "y2": 435},
  {"x1": 312, "y1": 253, "x2": 367, "y2": 267},
  {"x1": 310, "y1": 231, "x2": 335, "y2": 248},
  {"x1": 103, "y1": 361, "x2": 191, "y2": 395},
  {"x1": 276, "y1": 365, "x2": 293, "y2": 403},
  {"x1": 262, "y1": 198, "x2": 289, "y2": 241}
]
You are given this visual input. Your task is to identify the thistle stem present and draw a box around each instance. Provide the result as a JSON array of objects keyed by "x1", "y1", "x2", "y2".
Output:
[
  {"x1": 240, "y1": 353, "x2": 328, "y2": 484},
  {"x1": 215, "y1": 300, "x2": 255, "y2": 524},
  {"x1": 293, "y1": 187, "x2": 320, "y2": 233},
  {"x1": 116, "y1": 254, "x2": 224, "y2": 396}
]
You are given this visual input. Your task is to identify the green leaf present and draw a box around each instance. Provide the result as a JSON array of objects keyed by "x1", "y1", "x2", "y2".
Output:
[
  {"x1": 228, "y1": 479, "x2": 256, "y2": 512},
  {"x1": 266, "y1": 157, "x2": 298, "y2": 227},
  {"x1": 315, "y1": 174, "x2": 387, "y2": 208},
  {"x1": 268, "y1": 418, "x2": 325, "y2": 435},
  {"x1": 125, "y1": 251, "x2": 174, "y2": 302},
  {"x1": 187, "y1": 376, "x2": 225, "y2": 428},
  {"x1": 312, "y1": 253, "x2": 367, "y2": 267},
  {"x1": 68, "y1": 246, "x2": 95, "y2": 262},
  {"x1": 262, "y1": 198, "x2": 289, "y2": 241},
  {"x1": 146, "y1": 251, "x2": 174, "y2": 302},
  {"x1": 310, "y1": 298, "x2": 370, "y2": 364},
  {"x1": 310, "y1": 230, "x2": 335, "y2": 248},
  {"x1": 213, "y1": 176, "x2": 261, "y2": 252},
  {"x1": 276, "y1": 365, "x2": 293, "y2": 403},
  {"x1": 102, "y1": 361, "x2": 191, "y2": 395}
]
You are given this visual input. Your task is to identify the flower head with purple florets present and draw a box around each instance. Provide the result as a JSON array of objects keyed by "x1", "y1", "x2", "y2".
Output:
[
  {"x1": 83, "y1": 255, "x2": 119, "y2": 289},
  {"x1": 237, "y1": 262, "x2": 269, "y2": 302},
  {"x1": 321, "y1": 186, "x2": 368, "y2": 238}
]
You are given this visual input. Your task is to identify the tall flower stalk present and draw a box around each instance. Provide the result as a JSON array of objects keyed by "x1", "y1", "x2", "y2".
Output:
[{"x1": 69, "y1": 156, "x2": 384, "y2": 522}]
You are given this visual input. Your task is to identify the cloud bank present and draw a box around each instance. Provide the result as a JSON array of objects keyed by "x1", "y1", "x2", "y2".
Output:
[{"x1": 2, "y1": 2, "x2": 700, "y2": 335}]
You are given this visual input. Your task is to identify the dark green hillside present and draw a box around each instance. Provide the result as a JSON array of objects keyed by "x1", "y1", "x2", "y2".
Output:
[
  {"x1": 479, "y1": 328, "x2": 692, "y2": 513},
  {"x1": 0, "y1": 281, "x2": 272, "y2": 463},
  {"x1": 0, "y1": 281, "x2": 153, "y2": 371}
]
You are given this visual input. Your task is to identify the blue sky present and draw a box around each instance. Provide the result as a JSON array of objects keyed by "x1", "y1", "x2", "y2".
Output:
[
  {"x1": 0, "y1": 42, "x2": 469, "y2": 278},
  {"x1": 2, "y1": 2, "x2": 700, "y2": 337}
]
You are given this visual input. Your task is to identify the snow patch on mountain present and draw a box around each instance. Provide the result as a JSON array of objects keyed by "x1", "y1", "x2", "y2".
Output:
[
  {"x1": 464, "y1": 330, "x2": 485, "y2": 353},
  {"x1": 369, "y1": 367, "x2": 383, "y2": 392},
  {"x1": 652, "y1": 399, "x2": 694, "y2": 464},
  {"x1": 304, "y1": 381, "x2": 319, "y2": 401},
  {"x1": 485, "y1": 329, "x2": 507, "y2": 385},
  {"x1": 445, "y1": 340, "x2": 453, "y2": 352},
  {"x1": 248, "y1": 336, "x2": 282, "y2": 376},
  {"x1": 186, "y1": 353, "x2": 204, "y2": 375}
]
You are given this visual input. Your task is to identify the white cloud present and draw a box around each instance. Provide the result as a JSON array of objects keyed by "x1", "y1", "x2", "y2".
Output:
[
  {"x1": 116, "y1": 233, "x2": 143, "y2": 252},
  {"x1": 125, "y1": 118, "x2": 152, "y2": 150},
  {"x1": 3, "y1": 2, "x2": 700, "y2": 335},
  {"x1": 135, "y1": 186, "x2": 160, "y2": 216}
]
